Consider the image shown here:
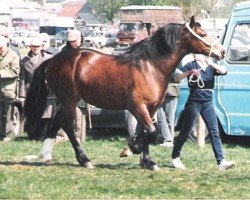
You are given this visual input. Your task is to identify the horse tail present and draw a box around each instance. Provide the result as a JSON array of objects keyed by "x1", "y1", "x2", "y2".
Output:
[{"x1": 24, "y1": 58, "x2": 51, "y2": 140}]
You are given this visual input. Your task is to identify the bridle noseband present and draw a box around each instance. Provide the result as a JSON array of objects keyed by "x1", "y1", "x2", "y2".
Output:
[{"x1": 185, "y1": 23, "x2": 219, "y2": 56}]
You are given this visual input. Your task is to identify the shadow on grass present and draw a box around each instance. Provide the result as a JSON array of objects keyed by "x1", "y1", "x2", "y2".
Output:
[
  {"x1": 94, "y1": 163, "x2": 138, "y2": 170},
  {"x1": 0, "y1": 160, "x2": 138, "y2": 170},
  {"x1": 0, "y1": 160, "x2": 79, "y2": 167},
  {"x1": 13, "y1": 136, "x2": 31, "y2": 142}
]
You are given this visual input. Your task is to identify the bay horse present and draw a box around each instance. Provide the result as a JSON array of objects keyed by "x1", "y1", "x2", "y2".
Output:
[{"x1": 24, "y1": 16, "x2": 225, "y2": 170}]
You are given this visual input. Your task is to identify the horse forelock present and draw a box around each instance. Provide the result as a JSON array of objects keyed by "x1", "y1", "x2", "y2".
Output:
[{"x1": 115, "y1": 23, "x2": 183, "y2": 65}]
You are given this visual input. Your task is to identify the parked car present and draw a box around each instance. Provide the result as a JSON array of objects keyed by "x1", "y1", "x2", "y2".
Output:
[
  {"x1": 87, "y1": 107, "x2": 134, "y2": 133},
  {"x1": 84, "y1": 31, "x2": 117, "y2": 48},
  {"x1": 50, "y1": 30, "x2": 68, "y2": 47},
  {"x1": 11, "y1": 30, "x2": 38, "y2": 47}
]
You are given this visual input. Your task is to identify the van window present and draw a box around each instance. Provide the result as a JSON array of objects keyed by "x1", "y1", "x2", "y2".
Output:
[{"x1": 228, "y1": 23, "x2": 250, "y2": 62}]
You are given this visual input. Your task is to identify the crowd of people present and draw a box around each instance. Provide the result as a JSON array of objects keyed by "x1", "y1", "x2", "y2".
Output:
[
  {"x1": 0, "y1": 24, "x2": 235, "y2": 171},
  {"x1": 0, "y1": 25, "x2": 86, "y2": 143}
]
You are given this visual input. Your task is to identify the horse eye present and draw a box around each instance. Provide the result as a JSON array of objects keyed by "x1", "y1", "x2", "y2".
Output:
[{"x1": 200, "y1": 33, "x2": 207, "y2": 37}]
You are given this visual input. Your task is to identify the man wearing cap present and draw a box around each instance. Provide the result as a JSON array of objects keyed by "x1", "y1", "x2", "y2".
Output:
[
  {"x1": 19, "y1": 36, "x2": 54, "y2": 139},
  {"x1": 0, "y1": 35, "x2": 20, "y2": 142},
  {"x1": 0, "y1": 25, "x2": 20, "y2": 58},
  {"x1": 61, "y1": 29, "x2": 87, "y2": 142},
  {"x1": 61, "y1": 29, "x2": 83, "y2": 51}
]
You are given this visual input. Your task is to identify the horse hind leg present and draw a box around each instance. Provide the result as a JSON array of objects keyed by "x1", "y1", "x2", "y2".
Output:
[{"x1": 61, "y1": 104, "x2": 93, "y2": 169}]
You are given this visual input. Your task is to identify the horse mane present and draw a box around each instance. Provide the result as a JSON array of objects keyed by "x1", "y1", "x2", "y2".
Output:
[{"x1": 115, "y1": 23, "x2": 183, "y2": 65}]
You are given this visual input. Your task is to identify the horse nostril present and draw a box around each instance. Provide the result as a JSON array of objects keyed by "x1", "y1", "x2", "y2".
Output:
[{"x1": 222, "y1": 50, "x2": 226, "y2": 57}]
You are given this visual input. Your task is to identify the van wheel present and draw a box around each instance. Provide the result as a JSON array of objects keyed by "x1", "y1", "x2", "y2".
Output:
[
  {"x1": 126, "y1": 112, "x2": 138, "y2": 137},
  {"x1": 13, "y1": 106, "x2": 21, "y2": 138}
]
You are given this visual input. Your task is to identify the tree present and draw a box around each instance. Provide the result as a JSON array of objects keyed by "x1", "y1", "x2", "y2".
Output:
[{"x1": 87, "y1": 0, "x2": 126, "y2": 23}]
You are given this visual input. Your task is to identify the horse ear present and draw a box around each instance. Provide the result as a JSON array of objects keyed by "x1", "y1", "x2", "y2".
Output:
[{"x1": 189, "y1": 16, "x2": 196, "y2": 28}]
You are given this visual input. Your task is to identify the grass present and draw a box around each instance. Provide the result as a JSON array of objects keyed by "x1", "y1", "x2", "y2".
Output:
[{"x1": 0, "y1": 130, "x2": 249, "y2": 199}]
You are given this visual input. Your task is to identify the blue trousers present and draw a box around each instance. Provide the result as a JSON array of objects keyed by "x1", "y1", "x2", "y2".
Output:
[
  {"x1": 172, "y1": 99, "x2": 224, "y2": 165},
  {"x1": 157, "y1": 96, "x2": 178, "y2": 142}
]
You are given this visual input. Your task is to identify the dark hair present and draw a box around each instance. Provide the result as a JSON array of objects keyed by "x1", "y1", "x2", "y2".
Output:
[{"x1": 115, "y1": 23, "x2": 183, "y2": 65}]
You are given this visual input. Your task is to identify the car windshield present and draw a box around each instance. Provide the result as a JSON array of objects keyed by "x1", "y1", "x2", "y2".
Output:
[
  {"x1": 55, "y1": 31, "x2": 66, "y2": 37},
  {"x1": 119, "y1": 23, "x2": 139, "y2": 31}
]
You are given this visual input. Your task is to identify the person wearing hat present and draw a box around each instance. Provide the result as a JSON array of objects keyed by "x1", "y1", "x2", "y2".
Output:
[
  {"x1": 0, "y1": 25, "x2": 20, "y2": 58},
  {"x1": 61, "y1": 29, "x2": 87, "y2": 142},
  {"x1": 19, "y1": 36, "x2": 55, "y2": 140},
  {"x1": 0, "y1": 35, "x2": 20, "y2": 142},
  {"x1": 40, "y1": 33, "x2": 59, "y2": 56},
  {"x1": 61, "y1": 29, "x2": 83, "y2": 51}
]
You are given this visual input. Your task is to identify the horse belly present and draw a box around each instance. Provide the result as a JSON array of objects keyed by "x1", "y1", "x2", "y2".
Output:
[{"x1": 78, "y1": 80, "x2": 128, "y2": 110}]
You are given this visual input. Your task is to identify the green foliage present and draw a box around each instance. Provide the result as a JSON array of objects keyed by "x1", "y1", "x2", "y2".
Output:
[
  {"x1": 0, "y1": 133, "x2": 249, "y2": 199},
  {"x1": 86, "y1": 0, "x2": 249, "y2": 22}
]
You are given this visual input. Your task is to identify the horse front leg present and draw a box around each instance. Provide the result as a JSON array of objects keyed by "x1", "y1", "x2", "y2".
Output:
[
  {"x1": 61, "y1": 104, "x2": 93, "y2": 169},
  {"x1": 130, "y1": 104, "x2": 159, "y2": 171}
]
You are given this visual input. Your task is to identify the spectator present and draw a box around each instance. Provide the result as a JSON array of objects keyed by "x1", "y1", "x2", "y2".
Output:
[
  {"x1": 0, "y1": 25, "x2": 20, "y2": 57},
  {"x1": 157, "y1": 68, "x2": 182, "y2": 147},
  {"x1": 171, "y1": 54, "x2": 235, "y2": 171},
  {"x1": 19, "y1": 36, "x2": 54, "y2": 140},
  {"x1": 61, "y1": 29, "x2": 83, "y2": 51},
  {"x1": 0, "y1": 36, "x2": 20, "y2": 142},
  {"x1": 39, "y1": 33, "x2": 59, "y2": 56},
  {"x1": 61, "y1": 29, "x2": 87, "y2": 142}
]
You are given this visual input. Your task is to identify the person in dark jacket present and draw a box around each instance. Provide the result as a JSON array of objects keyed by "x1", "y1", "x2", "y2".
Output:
[
  {"x1": 19, "y1": 36, "x2": 54, "y2": 139},
  {"x1": 61, "y1": 29, "x2": 84, "y2": 51}
]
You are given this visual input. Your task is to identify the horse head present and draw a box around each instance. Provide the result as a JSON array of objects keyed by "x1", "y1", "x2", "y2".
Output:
[{"x1": 183, "y1": 16, "x2": 225, "y2": 60}]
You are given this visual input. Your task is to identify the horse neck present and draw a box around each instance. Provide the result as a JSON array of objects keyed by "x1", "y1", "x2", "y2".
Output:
[{"x1": 158, "y1": 49, "x2": 186, "y2": 80}]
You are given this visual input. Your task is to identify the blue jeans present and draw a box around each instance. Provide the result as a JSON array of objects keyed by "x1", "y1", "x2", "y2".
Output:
[
  {"x1": 172, "y1": 99, "x2": 224, "y2": 165},
  {"x1": 157, "y1": 96, "x2": 178, "y2": 142}
]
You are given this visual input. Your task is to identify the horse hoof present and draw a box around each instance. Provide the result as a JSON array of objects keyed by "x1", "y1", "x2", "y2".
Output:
[
  {"x1": 85, "y1": 162, "x2": 94, "y2": 169},
  {"x1": 120, "y1": 148, "x2": 133, "y2": 157},
  {"x1": 43, "y1": 159, "x2": 53, "y2": 165},
  {"x1": 140, "y1": 157, "x2": 160, "y2": 171}
]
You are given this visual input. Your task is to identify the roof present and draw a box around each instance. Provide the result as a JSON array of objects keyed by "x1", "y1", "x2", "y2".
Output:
[
  {"x1": 234, "y1": 1, "x2": 250, "y2": 11},
  {"x1": 77, "y1": 13, "x2": 106, "y2": 26},
  {"x1": 120, "y1": 5, "x2": 181, "y2": 10},
  {"x1": 232, "y1": 1, "x2": 250, "y2": 17},
  {"x1": 57, "y1": 4, "x2": 83, "y2": 18}
]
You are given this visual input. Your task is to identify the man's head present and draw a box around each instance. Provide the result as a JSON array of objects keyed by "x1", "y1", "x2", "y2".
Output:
[
  {"x1": 67, "y1": 29, "x2": 81, "y2": 49},
  {"x1": 40, "y1": 33, "x2": 50, "y2": 50},
  {"x1": 0, "y1": 35, "x2": 8, "y2": 55},
  {"x1": 0, "y1": 25, "x2": 11, "y2": 44},
  {"x1": 29, "y1": 36, "x2": 43, "y2": 55}
]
